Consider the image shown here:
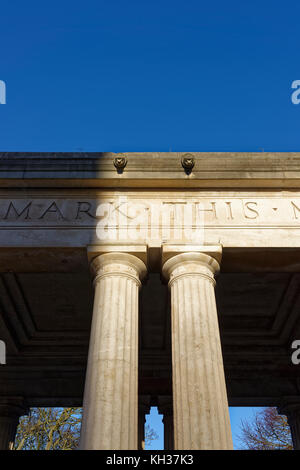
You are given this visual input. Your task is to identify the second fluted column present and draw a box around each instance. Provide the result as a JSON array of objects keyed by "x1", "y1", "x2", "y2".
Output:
[
  {"x1": 162, "y1": 251, "x2": 233, "y2": 450},
  {"x1": 80, "y1": 252, "x2": 147, "y2": 450}
]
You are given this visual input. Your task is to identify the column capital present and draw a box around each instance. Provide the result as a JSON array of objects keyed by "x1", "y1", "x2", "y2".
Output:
[
  {"x1": 162, "y1": 246, "x2": 222, "y2": 287},
  {"x1": 87, "y1": 243, "x2": 148, "y2": 265},
  {"x1": 162, "y1": 244, "x2": 222, "y2": 265},
  {"x1": 89, "y1": 252, "x2": 147, "y2": 287}
]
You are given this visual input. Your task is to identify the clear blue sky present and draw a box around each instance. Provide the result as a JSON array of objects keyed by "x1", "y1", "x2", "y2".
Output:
[
  {"x1": 0, "y1": 0, "x2": 300, "y2": 152},
  {"x1": 1, "y1": 0, "x2": 297, "y2": 450}
]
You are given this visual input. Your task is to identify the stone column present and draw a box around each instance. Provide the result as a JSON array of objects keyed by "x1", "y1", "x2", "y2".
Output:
[
  {"x1": 158, "y1": 397, "x2": 174, "y2": 450},
  {"x1": 162, "y1": 251, "x2": 233, "y2": 450},
  {"x1": 278, "y1": 399, "x2": 300, "y2": 449},
  {"x1": 80, "y1": 252, "x2": 147, "y2": 450},
  {"x1": 138, "y1": 396, "x2": 151, "y2": 450},
  {"x1": 0, "y1": 398, "x2": 28, "y2": 450}
]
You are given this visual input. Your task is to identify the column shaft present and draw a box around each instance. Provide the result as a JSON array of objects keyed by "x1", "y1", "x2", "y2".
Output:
[
  {"x1": 80, "y1": 252, "x2": 146, "y2": 450},
  {"x1": 0, "y1": 398, "x2": 28, "y2": 450},
  {"x1": 158, "y1": 397, "x2": 174, "y2": 450},
  {"x1": 0, "y1": 417, "x2": 19, "y2": 449},
  {"x1": 163, "y1": 414, "x2": 174, "y2": 450},
  {"x1": 138, "y1": 396, "x2": 151, "y2": 450},
  {"x1": 278, "y1": 401, "x2": 300, "y2": 450},
  {"x1": 163, "y1": 252, "x2": 233, "y2": 450},
  {"x1": 138, "y1": 412, "x2": 146, "y2": 450},
  {"x1": 289, "y1": 414, "x2": 300, "y2": 449}
]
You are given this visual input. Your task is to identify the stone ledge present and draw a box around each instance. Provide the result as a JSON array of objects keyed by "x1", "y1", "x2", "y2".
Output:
[{"x1": 0, "y1": 152, "x2": 300, "y2": 188}]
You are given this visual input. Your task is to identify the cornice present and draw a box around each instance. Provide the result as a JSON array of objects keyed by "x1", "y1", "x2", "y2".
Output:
[{"x1": 0, "y1": 152, "x2": 300, "y2": 188}]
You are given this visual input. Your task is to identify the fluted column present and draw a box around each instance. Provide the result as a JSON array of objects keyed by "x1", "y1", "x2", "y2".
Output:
[
  {"x1": 162, "y1": 251, "x2": 233, "y2": 450},
  {"x1": 278, "y1": 399, "x2": 300, "y2": 449},
  {"x1": 0, "y1": 398, "x2": 28, "y2": 449},
  {"x1": 80, "y1": 252, "x2": 147, "y2": 450}
]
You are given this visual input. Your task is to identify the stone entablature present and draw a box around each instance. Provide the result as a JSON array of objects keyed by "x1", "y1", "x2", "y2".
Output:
[{"x1": 0, "y1": 192, "x2": 299, "y2": 248}]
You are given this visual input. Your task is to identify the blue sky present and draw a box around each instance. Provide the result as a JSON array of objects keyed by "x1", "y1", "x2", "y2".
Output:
[
  {"x1": 1, "y1": 0, "x2": 298, "y2": 450},
  {"x1": 145, "y1": 407, "x2": 265, "y2": 450},
  {"x1": 0, "y1": 0, "x2": 300, "y2": 152}
]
